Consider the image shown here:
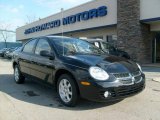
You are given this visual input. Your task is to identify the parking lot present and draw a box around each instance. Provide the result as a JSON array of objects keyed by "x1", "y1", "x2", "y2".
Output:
[{"x1": 0, "y1": 58, "x2": 160, "y2": 120}]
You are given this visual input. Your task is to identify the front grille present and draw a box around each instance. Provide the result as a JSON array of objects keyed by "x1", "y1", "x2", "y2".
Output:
[
  {"x1": 112, "y1": 71, "x2": 142, "y2": 84},
  {"x1": 110, "y1": 83, "x2": 144, "y2": 97},
  {"x1": 113, "y1": 72, "x2": 130, "y2": 78},
  {"x1": 120, "y1": 79, "x2": 133, "y2": 84},
  {"x1": 99, "y1": 83, "x2": 144, "y2": 99},
  {"x1": 113, "y1": 72, "x2": 132, "y2": 84}
]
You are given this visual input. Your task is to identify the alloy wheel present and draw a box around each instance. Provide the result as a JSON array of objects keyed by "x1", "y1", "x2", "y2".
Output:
[
  {"x1": 14, "y1": 67, "x2": 19, "y2": 82},
  {"x1": 59, "y1": 79, "x2": 72, "y2": 103}
]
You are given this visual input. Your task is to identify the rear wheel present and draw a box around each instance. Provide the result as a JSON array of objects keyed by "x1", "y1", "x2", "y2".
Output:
[
  {"x1": 14, "y1": 65, "x2": 25, "y2": 84},
  {"x1": 57, "y1": 74, "x2": 79, "y2": 107}
]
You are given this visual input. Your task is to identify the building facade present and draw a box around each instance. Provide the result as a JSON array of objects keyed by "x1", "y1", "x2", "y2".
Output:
[{"x1": 16, "y1": 0, "x2": 160, "y2": 63}]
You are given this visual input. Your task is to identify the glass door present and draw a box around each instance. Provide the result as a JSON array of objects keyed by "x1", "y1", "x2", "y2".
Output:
[
  {"x1": 156, "y1": 33, "x2": 160, "y2": 62},
  {"x1": 153, "y1": 33, "x2": 160, "y2": 63}
]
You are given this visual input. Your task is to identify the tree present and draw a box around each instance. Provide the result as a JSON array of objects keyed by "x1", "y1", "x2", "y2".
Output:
[
  {"x1": 25, "y1": 15, "x2": 38, "y2": 24},
  {"x1": 0, "y1": 23, "x2": 15, "y2": 48}
]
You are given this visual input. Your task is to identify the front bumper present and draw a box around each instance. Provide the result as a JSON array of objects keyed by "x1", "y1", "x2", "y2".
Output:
[{"x1": 78, "y1": 73, "x2": 145, "y2": 102}]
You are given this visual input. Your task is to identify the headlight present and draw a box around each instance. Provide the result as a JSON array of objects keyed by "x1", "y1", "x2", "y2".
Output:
[
  {"x1": 89, "y1": 66, "x2": 109, "y2": 81},
  {"x1": 136, "y1": 63, "x2": 142, "y2": 72}
]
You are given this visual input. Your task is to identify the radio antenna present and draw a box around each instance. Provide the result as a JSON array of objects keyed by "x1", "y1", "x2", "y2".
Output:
[{"x1": 61, "y1": 8, "x2": 64, "y2": 56}]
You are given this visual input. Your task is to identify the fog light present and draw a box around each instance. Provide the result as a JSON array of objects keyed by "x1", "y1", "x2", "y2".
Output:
[{"x1": 104, "y1": 91, "x2": 109, "y2": 98}]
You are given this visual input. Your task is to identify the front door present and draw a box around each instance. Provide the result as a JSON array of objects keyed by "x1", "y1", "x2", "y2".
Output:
[
  {"x1": 30, "y1": 38, "x2": 55, "y2": 84},
  {"x1": 19, "y1": 39, "x2": 37, "y2": 75}
]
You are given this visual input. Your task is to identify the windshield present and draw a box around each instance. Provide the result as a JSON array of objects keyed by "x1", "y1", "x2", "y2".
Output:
[{"x1": 51, "y1": 38, "x2": 105, "y2": 55}]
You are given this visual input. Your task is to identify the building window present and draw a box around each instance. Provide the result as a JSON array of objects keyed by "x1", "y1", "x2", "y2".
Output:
[
  {"x1": 106, "y1": 35, "x2": 117, "y2": 47},
  {"x1": 88, "y1": 36, "x2": 103, "y2": 40}
]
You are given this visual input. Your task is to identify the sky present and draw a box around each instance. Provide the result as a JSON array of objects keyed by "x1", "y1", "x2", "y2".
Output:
[{"x1": 0, "y1": 0, "x2": 91, "y2": 42}]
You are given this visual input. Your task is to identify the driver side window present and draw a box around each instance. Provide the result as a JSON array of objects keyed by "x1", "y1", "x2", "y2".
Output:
[
  {"x1": 23, "y1": 39, "x2": 37, "y2": 53},
  {"x1": 35, "y1": 39, "x2": 51, "y2": 55}
]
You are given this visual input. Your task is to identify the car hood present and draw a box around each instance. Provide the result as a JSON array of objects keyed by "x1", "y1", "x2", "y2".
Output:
[{"x1": 67, "y1": 54, "x2": 139, "y2": 73}]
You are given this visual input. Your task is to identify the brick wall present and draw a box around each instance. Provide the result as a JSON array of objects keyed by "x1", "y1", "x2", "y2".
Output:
[{"x1": 117, "y1": 0, "x2": 153, "y2": 63}]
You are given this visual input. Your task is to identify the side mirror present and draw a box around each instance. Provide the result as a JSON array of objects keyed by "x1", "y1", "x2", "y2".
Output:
[{"x1": 40, "y1": 50, "x2": 55, "y2": 60}]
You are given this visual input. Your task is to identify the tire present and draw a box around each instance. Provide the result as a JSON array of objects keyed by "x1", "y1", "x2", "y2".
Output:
[
  {"x1": 57, "y1": 74, "x2": 79, "y2": 107},
  {"x1": 14, "y1": 65, "x2": 25, "y2": 84}
]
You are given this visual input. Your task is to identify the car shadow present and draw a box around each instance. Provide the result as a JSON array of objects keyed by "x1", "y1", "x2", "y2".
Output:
[{"x1": 0, "y1": 74, "x2": 122, "y2": 110}]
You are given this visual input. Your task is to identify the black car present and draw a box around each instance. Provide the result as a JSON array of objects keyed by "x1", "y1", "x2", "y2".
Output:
[
  {"x1": 4, "y1": 47, "x2": 19, "y2": 59},
  {"x1": 86, "y1": 39, "x2": 130, "y2": 59},
  {"x1": 0, "y1": 48, "x2": 10, "y2": 57},
  {"x1": 12, "y1": 36, "x2": 145, "y2": 107}
]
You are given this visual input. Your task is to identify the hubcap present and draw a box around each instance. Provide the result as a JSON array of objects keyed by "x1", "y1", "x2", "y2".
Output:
[
  {"x1": 59, "y1": 79, "x2": 72, "y2": 103},
  {"x1": 14, "y1": 67, "x2": 19, "y2": 82}
]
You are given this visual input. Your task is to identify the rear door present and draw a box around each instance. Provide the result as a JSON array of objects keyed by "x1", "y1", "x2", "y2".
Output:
[
  {"x1": 30, "y1": 38, "x2": 55, "y2": 84},
  {"x1": 19, "y1": 39, "x2": 37, "y2": 75}
]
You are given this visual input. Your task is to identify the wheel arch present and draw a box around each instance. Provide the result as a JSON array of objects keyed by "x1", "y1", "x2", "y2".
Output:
[
  {"x1": 54, "y1": 69, "x2": 80, "y2": 94},
  {"x1": 13, "y1": 61, "x2": 18, "y2": 69}
]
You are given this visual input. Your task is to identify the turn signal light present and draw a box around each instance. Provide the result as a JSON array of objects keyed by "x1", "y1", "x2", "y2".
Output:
[{"x1": 81, "y1": 81, "x2": 91, "y2": 86}]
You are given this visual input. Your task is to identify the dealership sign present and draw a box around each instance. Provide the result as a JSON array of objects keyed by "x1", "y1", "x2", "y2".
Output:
[{"x1": 24, "y1": 6, "x2": 107, "y2": 34}]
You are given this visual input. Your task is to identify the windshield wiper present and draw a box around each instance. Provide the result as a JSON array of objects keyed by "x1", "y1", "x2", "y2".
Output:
[{"x1": 66, "y1": 51, "x2": 77, "y2": 55}]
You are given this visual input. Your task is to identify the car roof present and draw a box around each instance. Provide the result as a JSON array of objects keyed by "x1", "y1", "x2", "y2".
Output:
[
  {"x1": 29, "y1": 36, "x2": 72, "y2": 41},
  {"x1": 84, "y1": 39, "x2": 108, "y2": 43},
  {"x1": 46, "y1": 35, "x2": 71, "y2": 39}
]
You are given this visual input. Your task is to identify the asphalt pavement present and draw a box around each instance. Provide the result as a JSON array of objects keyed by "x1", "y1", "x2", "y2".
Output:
[
  {"x1": 0, "y1": 58, "x2": 160, "y2": 120},
  {"x1": 143, "y1": 66, "x2": 160, "y2": 82}
]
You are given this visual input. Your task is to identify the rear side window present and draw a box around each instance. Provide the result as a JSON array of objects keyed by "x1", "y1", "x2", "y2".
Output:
[
  {"x1": 35, "y1": 39, "x2": 51, "y2": 55},
  {"x1": 23, "y1": 39, "x2": 37, "y2": 53}
]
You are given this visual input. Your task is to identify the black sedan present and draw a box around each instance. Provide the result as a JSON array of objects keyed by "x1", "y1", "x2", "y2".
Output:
[{"x1": 12, "y1": 36, "x2": 145, "y2": 107}]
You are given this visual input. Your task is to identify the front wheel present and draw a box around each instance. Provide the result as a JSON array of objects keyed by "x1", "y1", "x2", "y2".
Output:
[
  {"x1": 14, "y1": 65, "x2": 25, "y2": 84},
  {"x1": 57, "y1": 74, "x2": 79, "y2": 107}
]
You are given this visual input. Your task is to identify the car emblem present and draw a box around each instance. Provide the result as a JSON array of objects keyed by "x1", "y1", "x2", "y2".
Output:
[{"x1": 132, "y1": 76, "x2": 135, "y2": 84}]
